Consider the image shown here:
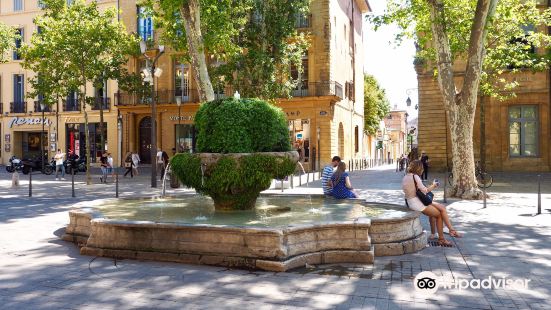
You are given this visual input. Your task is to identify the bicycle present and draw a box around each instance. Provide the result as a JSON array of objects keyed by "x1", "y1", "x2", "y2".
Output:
[{"x1": 447, "y1": 161, "x2": 493, "y2": 189}]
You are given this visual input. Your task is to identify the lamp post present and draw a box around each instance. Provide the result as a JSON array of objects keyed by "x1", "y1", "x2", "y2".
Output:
[
  {"x1": 40, "y1": 102, "x2": 45, "y2": 172},
  {"x1": 140, "y1": 40, "x2": 165, "y2": 188},
  {"x1": 175, "y1": 96, "x2": 182, "y2": 152}
]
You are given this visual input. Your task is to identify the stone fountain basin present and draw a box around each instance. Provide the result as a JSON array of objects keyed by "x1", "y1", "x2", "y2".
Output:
[{"x1": 62, "y1": 195, "x2": 427, "y2": 272}]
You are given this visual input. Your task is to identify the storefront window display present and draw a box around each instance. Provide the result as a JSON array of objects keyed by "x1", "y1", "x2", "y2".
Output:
[
  {"x1": 66, "y1": 123, "x2": 107, "y2": 163},
  {"x1": 175, "y1": 124, "x2": 195, "y2": 153},
  {"x1": 289, "y1": 119, "x2": 310, "y2": 166},
  {"x1": 21, "y1": 132, "x2": 47, "y2": 159}
]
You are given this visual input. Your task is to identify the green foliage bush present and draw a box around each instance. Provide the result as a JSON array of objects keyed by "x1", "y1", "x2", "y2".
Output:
[
  {"x1": 195, "y1": 98, "x2": 291, "y2": 153},
  {"x1": 171, "y1": 152, "x2": 296, "y2": 210}
]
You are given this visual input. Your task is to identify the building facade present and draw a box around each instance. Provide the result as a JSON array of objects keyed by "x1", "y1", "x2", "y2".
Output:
[
  {"x1": 1, "y1": 0, "x2": 370, "y2": 170},
  {"x1": 417, "y1": 63, "x2": 551, "y2": 172},
  {"x1": 0, "y1": 0, "x2": 120, "y2": 165}
]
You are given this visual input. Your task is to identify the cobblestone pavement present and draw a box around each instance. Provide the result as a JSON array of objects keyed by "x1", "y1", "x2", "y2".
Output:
[{"x1": 1, "y1": 166, "x2": 550, "y2": 309}]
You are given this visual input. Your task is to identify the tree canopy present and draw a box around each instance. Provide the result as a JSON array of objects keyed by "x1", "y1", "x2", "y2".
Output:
[
  {"x1": 0, "y1": 22, "x2": 18, "y2": 63},
  {"x1": 363, "y1": 74, "x2": 390, "y2": 135},
  {"x1": 144, "y1": 0, "x2": 309, "y2": 100},
  {"x1": 371, "y1": 0, "x2": 551, "y2": 98}
]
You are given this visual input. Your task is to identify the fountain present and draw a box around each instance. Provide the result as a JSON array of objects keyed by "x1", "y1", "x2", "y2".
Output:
[{"x1": 61, "y1": 97, "x2": 427, "y2": 271}]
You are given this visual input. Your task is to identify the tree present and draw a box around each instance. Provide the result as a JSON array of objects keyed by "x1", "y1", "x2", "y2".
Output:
[
  {"x1": 371, "y1": 0, "x2": 551, "y2": 198},
  {"x1": 145, "y1": 0, "x2": 309, "y2": 101},
  {"x1": 364, "y1": 74, "x2": 390, "y2": 136},
  {"x1": 0, "y1": 22, "x2": 18, "y2": 63},
  {"x1": 22, "y1": 0, "x2": 137, "y2": 184}
]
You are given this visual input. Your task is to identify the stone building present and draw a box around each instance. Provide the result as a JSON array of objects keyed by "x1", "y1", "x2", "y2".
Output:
[
  {"x1": 0, "y1": 0, "x2": 120, "y2": 165},
  {"x1": 0, "y1": 0, "x2": 371, "y2": 170},
  {"x1": 117, "y1": 0, "x2": 371, "y2": 170}
]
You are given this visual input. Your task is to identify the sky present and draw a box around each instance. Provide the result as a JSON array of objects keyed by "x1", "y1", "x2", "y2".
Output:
[{"x1": 362, "y1": 0, "x2": 418, "y2": 118}]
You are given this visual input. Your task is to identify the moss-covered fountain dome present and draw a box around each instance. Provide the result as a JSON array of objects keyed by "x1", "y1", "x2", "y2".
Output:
[{"x1": 171, "y1": 98, "x2": 298, "y2": 210}]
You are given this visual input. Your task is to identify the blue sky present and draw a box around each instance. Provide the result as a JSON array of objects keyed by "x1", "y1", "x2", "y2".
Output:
[{"x1": 363, "y1": 0, "x2": 418, "y2": 117}]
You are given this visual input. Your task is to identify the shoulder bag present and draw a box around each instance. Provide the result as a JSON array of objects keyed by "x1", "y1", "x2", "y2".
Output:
[{"x1": 413, "y1": 175, "x2": 434, "y2": 206}]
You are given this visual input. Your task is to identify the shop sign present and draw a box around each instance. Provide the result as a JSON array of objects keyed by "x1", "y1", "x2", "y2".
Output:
[
  {"x1": 8, "y1": 117, "x2": 52, "y2": 128},
  {"x1": 169, "y1": 115, "x2": 194, "y2": 121},
  {"x1": 286, "y1": 111, "x2": 301, "y2": 117}
]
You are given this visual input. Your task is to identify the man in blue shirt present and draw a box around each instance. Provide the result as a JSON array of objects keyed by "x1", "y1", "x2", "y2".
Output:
[{"x1": 321, "y1": 156, "x2": 341, "y2": 196}]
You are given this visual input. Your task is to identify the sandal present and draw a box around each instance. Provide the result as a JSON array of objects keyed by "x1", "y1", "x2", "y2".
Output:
[
  {"x1": 437, "y1": 239, "x2": 454, "y2": 247},
  {"x1": 448, "y1": 230, "x2": 463, "y2": 238}
]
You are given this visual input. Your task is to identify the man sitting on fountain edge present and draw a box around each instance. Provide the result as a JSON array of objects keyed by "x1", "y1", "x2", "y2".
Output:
[{"x1": 321, "y1": 156, "x2": 341, "y2": 196}]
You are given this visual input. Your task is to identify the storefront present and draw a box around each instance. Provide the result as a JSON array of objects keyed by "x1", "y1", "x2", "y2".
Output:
[
  {"x1": 1, "y1": 116, "x2": 51, "y2": 161},
  {"x1": 66, "y1": 123, "x2": 108, "y2": 163}
]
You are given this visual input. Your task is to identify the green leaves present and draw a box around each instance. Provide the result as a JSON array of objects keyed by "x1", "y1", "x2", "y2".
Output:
[
  {"x1": 370, "y1": 0, "x2": 551, "y2": 98},
  {"x1": 195, "y1": 97, "x2": 292, "y2": 153},
  {"x1": 363, "y1": 74, "x2": 390, "y2": 135},
  {"x1": 147, "y1": 0, "x2": 309, "y2": 100},
  {"x1": 0, "y1": 22, "x2": 18, "y2": 63}
]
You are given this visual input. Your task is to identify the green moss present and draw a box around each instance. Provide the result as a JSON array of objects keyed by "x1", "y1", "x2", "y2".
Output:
[
  {"x1": 171, "y1": 153, "x2": 296, "y2": 210},
  {"x1": 195, "y1": 98, "x2": 291, "y2": 153}
]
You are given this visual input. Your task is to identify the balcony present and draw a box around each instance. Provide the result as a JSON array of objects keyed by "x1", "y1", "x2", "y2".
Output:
[
  {"x1": 91, "y1": 97, "x2": 111, "y2": 111},
  {"x1": 64, "y1": 98, "x2": 80, "y2": 112},
  {"x1": 10, "y1": 102, "x2": 27, "y2": 113},
  {"x1": 295, "y1": 13, "x2": 311, "y2": 28},
  {"x1": 34, "y1": 101, "x2": 52, "y2": 113},
  {"x1": 291, "y1": 81, "x2": 343, "y2": 99},
  {"x1": 115, "y1": 89, "x2": 201, "y2": 106}
]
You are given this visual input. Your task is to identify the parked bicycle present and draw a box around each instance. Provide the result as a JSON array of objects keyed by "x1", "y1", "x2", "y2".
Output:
[{"x1": 447, "y1": 161, "x2": 493, "y2": 189}]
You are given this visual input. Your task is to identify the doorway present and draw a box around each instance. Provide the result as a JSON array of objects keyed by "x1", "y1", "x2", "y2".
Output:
[{"x1": 139, "y1": 117, "x2": 152, "y2": 164}]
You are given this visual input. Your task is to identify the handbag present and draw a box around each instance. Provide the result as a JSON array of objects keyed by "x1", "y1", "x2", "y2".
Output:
[
  {"x1": 413, "y1": 175, "x2": 433, "y2": 206},
  {"x1": 124, "y1": 162, "x2": 132, "y2": 168}
]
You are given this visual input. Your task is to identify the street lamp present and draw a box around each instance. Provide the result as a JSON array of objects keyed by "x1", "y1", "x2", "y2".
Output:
[
  {"x1": 175, "y1": 96, "x2": 182, "y2": 152},
  {"x1": 40, "y1": 102, "x2": 45, "y2": 172},
  {"x1": 405, "y1": 88, "x2": 418, "y2": 110},
  {"x1": 140, "y1": 40, "x2": 165, "y2": 188}
]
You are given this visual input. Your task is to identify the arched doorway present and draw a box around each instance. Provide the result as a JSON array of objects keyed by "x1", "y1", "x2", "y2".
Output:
[
  {"x1": 139, "y1": 117, "x2": 152, "y2": 164},
  {"x1": 338, "y1": 123, "x2": 344, "y2": 159}
]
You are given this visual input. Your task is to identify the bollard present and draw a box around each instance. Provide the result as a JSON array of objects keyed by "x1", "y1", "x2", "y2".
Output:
[
  {"x1": 537, "y1": 174, "x2": 541, "y2": 215},
  {"x1": 307, "y1": 171, "x2": 310, "y2": 183},
  {"x1": 299, "y1": 173, "x2": 302, "y2": 186},
  {"x1": 443, "y1": 174, "x2": 447, "y2": 203},
  {"x1": 482, "y1": 173, "x2": 487, "y2": 209},
  {"x1": 281, "y1": 178, "x2": 284, "y2": 193},
  {"x1": 71, "y1": 168, "x2": 75, "y2": 198},
  {"x1": 115, "y1": 169, "x2": 119, "y2": 198},
  {"x1": 290, "y1": 174, "x2": 294, "y2": 188},
  {"x1": 28, "y1": 168, "x2": 32, "y2": 197}
]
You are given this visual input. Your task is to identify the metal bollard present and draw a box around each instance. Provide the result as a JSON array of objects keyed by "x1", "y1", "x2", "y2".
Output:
[
  {"x1": 71, "y1": 168, "x2": 75, "y2": 198},
  {"x1": 482, "y1": 174, "x2": 487, "y2": 209},
  {"x1": 307, "y1": 172, "x2": 310, "y2": 183},
  {"x1": 115, "y1": 169, "x2": 119, "y2": 198},
  {"x1": 537, "y1": 174, "x2": 541, "y2": 215},
  {"x1": 299, "y1": 173, "x2": 302, "y2": 186},
  {"x1": 28, "y1": 168, "x2": 32, "y2": 197},
  {"x1": 290, "y1": 174, "x2": 294, "y2": 188},
  {"x1": 443, "y1": 175, "x2": 447, "y2": 203},
  {"x1": 280, "y1": 178, "x2": 284, "y2": 193}
]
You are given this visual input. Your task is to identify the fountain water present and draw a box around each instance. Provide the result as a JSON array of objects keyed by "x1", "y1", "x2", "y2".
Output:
[{"x1": 161, "y1": 163, "x2": 172, "y2": 198}]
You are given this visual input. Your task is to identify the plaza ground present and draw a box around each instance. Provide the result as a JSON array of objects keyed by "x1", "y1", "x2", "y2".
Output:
[{"x1": 0, "y1": 166, "x2": 550, "y2": 309}]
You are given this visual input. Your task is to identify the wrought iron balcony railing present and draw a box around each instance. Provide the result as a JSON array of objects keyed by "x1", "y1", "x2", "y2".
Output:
[
  {"x1": 34, "y1": 101, "x2": 52, "y2": 112},
  {"x1": 91, "y1": 97, "x2": 111, "y2": 111},
  {"x1": 10, "y1": 101, "x2": 27, "y2": 113}
]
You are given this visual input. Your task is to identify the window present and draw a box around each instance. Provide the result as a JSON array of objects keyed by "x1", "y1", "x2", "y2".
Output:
[
  {"x1": 13, "y1": 0, "x2": 23, "y2": 11},
  {"x1": 65, "y1": 91, "x2": 79, "y2": 112},
  {"x1": 66, "y1": 0, "x2": 73, "y2": 5},
  {"x1": 13, "y1": 28, "x2": 23, "y2": 60},
  {"x1": 291, "y1": 53, "x2": 309, "y2": 96},
  {"x1": 137, "y1": 6, "x2": 153, "y2": 42},
  {"x1": 174, "y1": 60, "x2": 191, "y2": 102},
  {"x1": 509, "y1": 105, "x2": 538, "y2": 157},
  {"x1": 38, "y1": 0, "x2": 46, "y2": 9},
  {"x1": 13, "y1": 74, "x2": 25, "y2": 113}
]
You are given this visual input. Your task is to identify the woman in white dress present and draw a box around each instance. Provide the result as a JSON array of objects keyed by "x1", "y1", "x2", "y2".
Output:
[
  {"x1": 402, "y1": 160, "x2": 462, "y2": 247},
  {"x1": 131, "y1": 151, "x2": 140, "y2": 176}
]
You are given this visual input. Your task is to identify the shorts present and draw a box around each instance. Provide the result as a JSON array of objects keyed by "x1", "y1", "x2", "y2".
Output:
[{"x1": 406, "y1": 197, "x2": 426, "y2": 212}]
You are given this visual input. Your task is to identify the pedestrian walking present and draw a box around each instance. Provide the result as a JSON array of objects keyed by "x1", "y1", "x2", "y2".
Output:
[
  {"x1": 107, "y1": 153, "x2": 115, "y2": 179},
  {"x1": 156, "y1": 148, "x2": 164, "y2": 177},
  {"x1": 161, "y1": 150, "x2": 170, "y2": 180},
  {"x1": 100, "y1": 152, "x2": 109, "y2": 183},
  {"x1": 131, "y1": 151, "x2": 140, "y2": 176},
  {"x1": 321, "y1": 156, "x2": 341, "y2": 196},
  {"x1": 123, "y1": 152, "x2": 134, "y2": 178},
  {"x1": 54, "y1": 149, "x2": 66, "y2": 181},
  {"x1": 420, "y1": 151, "x2": 430, "y2": 180}
]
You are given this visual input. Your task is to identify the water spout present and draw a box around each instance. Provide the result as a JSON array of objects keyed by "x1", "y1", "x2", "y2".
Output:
[{"x1": 161, "y1": 163, "x2": 171, "y2": 198}]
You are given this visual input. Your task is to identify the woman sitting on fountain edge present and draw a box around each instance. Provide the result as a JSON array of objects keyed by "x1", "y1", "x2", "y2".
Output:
[{"x1": 402, "y1": 160, "x2": 462, "y2": 247}]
